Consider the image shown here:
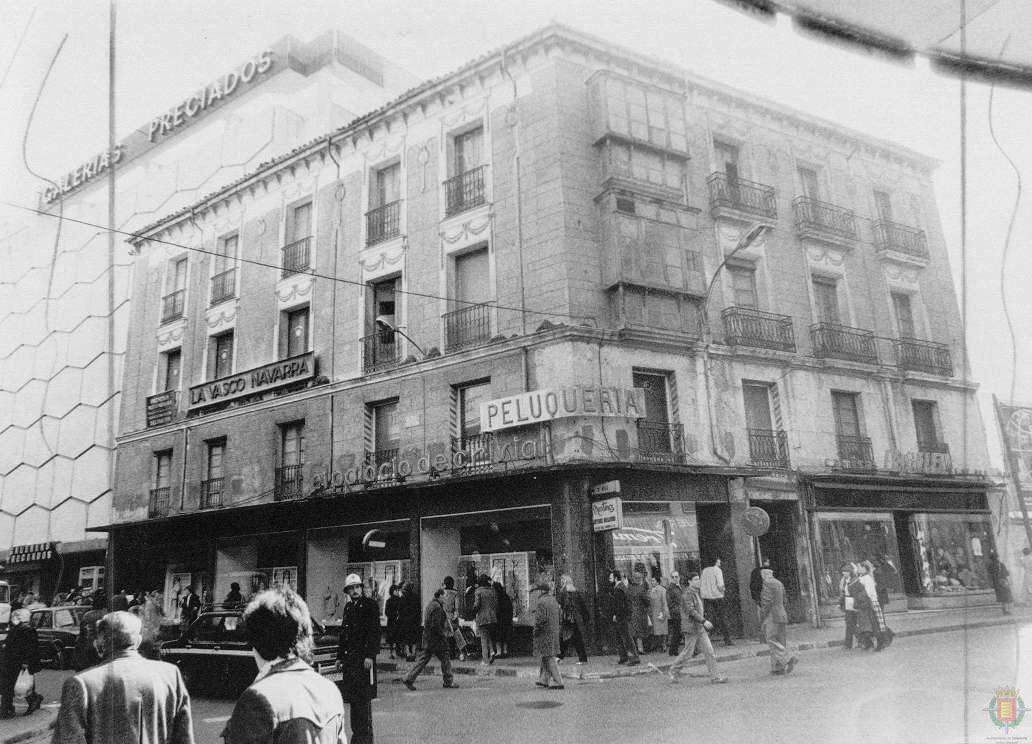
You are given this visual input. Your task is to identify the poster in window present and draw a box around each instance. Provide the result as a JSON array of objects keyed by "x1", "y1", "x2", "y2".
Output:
[
  {"x1": 271, "y1": 566, "x2": 297, "y2": 592},
  {"x1": 164, "y1": 572, "x2": 191, "y2": 622}
]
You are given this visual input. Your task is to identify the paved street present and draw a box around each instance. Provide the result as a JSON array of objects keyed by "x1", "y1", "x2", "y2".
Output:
[{"x1": 177, "y1": 624, "x2": 1029, "y2": 744}]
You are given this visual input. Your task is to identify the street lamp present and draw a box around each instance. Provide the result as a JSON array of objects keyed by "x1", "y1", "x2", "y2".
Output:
[
  {"x1": 375, "y1": 316, "x2": 427, "y2": 357},
  {"x1": 702, "y1": 223, "x2": 773, "y2": 327}
]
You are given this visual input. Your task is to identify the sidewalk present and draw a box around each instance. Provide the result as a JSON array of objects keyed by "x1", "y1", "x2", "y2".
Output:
[
  {"x1": 380, "y1": 602, "x2": 1032, "y2": 683},
  {"x1": 4, "y1": 603, "x2": 1029, "y2": 744}
]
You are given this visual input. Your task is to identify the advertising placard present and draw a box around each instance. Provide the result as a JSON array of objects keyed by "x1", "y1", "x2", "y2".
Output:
[{"x1": 592, "y1": 497, "x2": 624, "y2": 532}]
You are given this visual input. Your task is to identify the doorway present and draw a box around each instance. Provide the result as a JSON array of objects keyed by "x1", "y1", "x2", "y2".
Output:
[
  {"x1": 695, "y1": 502, "x2": 741, "y2": 636},
  {"x1": 753, "y1": 501, "x2": 803, "y2": 622}
]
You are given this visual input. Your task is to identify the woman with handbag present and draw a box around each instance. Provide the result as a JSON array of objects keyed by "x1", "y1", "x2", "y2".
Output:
[{"x1": 0, "y1": 609, "x2": 42, "y2": 718}]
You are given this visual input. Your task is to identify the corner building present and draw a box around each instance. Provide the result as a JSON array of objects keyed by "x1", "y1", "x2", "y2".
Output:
[{"x1": 107, "y1": 24, "x2": 997, "y2": 642}]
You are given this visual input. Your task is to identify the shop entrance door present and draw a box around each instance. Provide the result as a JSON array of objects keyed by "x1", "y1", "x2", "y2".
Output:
[
  {"x1": 695, "y1": 503, "x2": 741, "y2": 636},
  {"x1": 754, "y1": 501, "x2": 803, "y2": 622}
]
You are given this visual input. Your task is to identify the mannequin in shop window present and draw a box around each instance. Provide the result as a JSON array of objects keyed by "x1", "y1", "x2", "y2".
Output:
[{"x1": 322, "y1": 585, "x2": 340, "y2": 621}]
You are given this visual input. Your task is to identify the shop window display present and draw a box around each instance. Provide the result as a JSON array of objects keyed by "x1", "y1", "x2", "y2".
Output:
[
  {"x1": 908, "y1": 513, "x2": 993, "y2": 594},
  {"x1": 215, "y1": 532, "x2": 301, "y2": 614},
  {"x1": 611, "y1": 502, "x2": 700, "y2": 582},
  {"x1": 814, "y1": 513, "x2": 903, "y2": 605}
]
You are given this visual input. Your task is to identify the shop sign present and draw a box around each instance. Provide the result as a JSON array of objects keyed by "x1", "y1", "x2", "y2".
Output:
[
  {"x1": 311, "y1": 429, "x2": 551, "y2": 493},
  {"x1": 188, "y1": 352, "x2": 314, "y2": 409},
  {"x1": 590, "y1": 480, "x2": 621, "y2": 496},
  {"x1": 480, "y1": 386, "x2": 646, "y2": 433},
  {"x1": 8, "y1": 542, "x2": 57, "y2": 564},
  {"x1": 882, "y1": 449, "x2": 954, "y2": 475},
  {"x1": 147, "y1": 50, "x2": 274, "y2": 142},
  {"x1": 42, "y1": 147, "x2": 125, "y2": 204},
  {"x1": 741, "y1": 506, "x2": 771, "y2": 537},
  {"x1": 592, "y1": 497, "x2": 623, "y2": 532}
]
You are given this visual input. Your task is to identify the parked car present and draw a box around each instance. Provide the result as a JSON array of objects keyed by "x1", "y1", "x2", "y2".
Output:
[
  {"x1": 29, "y1": 605, "x2": 89, "y2": 669},
  {"x1": 160, "y1": 610, "x2": 340, "y2": 696}
]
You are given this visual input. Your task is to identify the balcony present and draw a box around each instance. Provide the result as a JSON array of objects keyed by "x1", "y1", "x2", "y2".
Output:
[
  {"x1": 444, "y1": 165, "x2": 487, "y2": 217},
  {"x1": 918, "y1": 440, "x2": 950, "y2": 455},
  {"x1": 707, "y1": 172, "x2": 777, "y2": 222},
  {"x1": 747, "y1": 429, "x2": 791, "y2": 470},
  {"x1": 145, "y1": 390, "x2": 179, "y2": 428},
  {"x1": 365, "y1": 200, "x2": 401, "y2": 246},
  {"x1": 722, "y1": 307, "x2": 795, "y2": 352},
  {"x1": 274, "y1": 465, "x2": 304, "y2": 502},
  {"x1": 636, "y1": 421, "x2": 687, "y2": 465},
  {"x1": 361, "y1": 332, "x2": 400, "y2": 373},
  {"x1": 793, "y1": 197, "x2": 856, "y2": 245},
  {"x1": 895, "y1": 338, "x2": 952, "y2": 376},
  {"x1": 161, "y1": 290, "x2": 185, "y2": 323},
  {"x1": 148, "y1": 487, "x2": 171, "y2": 518},
  {"x1": 443, "y1": 302, "x2": 492, "y2": 352},
  {"x1": 836, "y1": 435, "x2": 876, "y2": 470},
  {"x1": 366, "y1": 448, "x2": 399, "y2": 470},
  {"x1": 210, "y1": 268, "x2": 236, "y2": 306},
  {"x1": 281, "y1": 237, "x2": 312, "y2": 277},
  {"x1": 810, "y1": 323, "x2": 878, "y2": 365},
  {"x1": 873, "y1": 219, "x2": 928, "y2": 263},
  {"x1": 200, "y1": 478, "x2": 223, "y2": 509},
  {"x1": 452, "y1": 432, "x2": 494, "y2": 473}
]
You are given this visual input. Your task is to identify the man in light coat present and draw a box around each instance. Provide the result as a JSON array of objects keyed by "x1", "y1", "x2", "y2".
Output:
[
  {"x1": 700, "y1": 557, "x2": 733, "y2": 646},
  {"x1": 52, "y1": 611, "x2": 194, "y2": 744},
  {"x1": 760, "y1": 568, "x2": 797, "y2": 676},
  {"x1": 667, "y1": 573, "x2": 727, "y2": 685},
  {"x1": 222, "y1": 590, "x2": 345, "y2": 744}
]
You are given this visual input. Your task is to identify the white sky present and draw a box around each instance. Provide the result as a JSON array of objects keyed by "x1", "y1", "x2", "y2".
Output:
[{"x1": 1, "y1": 0, "x2": 1029, "y2": 453}]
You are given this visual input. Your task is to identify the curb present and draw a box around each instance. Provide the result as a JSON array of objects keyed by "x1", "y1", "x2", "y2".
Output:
[
  {"x1": 385, "y1": 614, "x2": 1030, "y2": 684},
  {"x1": 1, "y1": 719, "x2": 54, "y2": 744}
]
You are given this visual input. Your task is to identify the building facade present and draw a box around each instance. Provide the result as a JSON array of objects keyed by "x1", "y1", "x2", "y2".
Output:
[
  {"x1": 0, "y1": 31, "x2": 415, "y2": 601},
  {"x1": 107, "y1": 24, "x2": 996, "y2": 640}
]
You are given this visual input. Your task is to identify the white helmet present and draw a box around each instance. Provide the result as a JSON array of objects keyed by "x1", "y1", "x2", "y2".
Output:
[{"x1": 343, "y1": 573, "x2": 363, "y2": 589}]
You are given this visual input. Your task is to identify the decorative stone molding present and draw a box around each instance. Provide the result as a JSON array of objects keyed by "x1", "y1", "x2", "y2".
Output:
[
  {"x1": 882, "y1": 263, "x2": 920, "y2": 289},
  {"x1": 205, "y1": 305, "x2": 237, "y2": 332},
  {"x1": 805, "y1": 244, "x2": 846, "y2": 271},
  {"x1": 275, "y1": 272, "x2": 315, "y2": 309},
  {"x1": 359, "y1": 238, "x2": 407, "y2": 282},
  {"x1": 155, "y1": 319, "x2": 187, "y2": 352},
  {"x1": 440, "y1": 212, "x2": 493, "y2": 249}
]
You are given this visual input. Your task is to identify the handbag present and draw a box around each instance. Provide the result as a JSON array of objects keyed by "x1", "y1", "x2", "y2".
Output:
[{"x1": 14, "y1": 668, "x2": 33, "y2": 698}]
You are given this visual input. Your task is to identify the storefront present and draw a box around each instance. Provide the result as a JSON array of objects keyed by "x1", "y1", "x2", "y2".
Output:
[
  {"x1": 1, "y1": 543, "x2": 59, "y2": 602},
  {"x1": 804, "y1": 473, "x2": 996, "y2": 614}
]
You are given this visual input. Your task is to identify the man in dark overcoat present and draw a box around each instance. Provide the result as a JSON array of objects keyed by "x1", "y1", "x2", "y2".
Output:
[
  {"x1": 610, "y1": 571, "x2": 639, "y2": 666},
  {"x1": 402, "y1": 589, "x2": 458, "y2": 690},
  {"x1": 337, "y1": 574, "x2": 380, "y2": 744}
]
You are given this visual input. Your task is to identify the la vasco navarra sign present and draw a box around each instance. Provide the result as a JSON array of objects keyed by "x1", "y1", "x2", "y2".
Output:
[
  {"x1": 188, "y1": 352, "x2": 314, "y2": 409},
  {"x1": 480, "y1": 386, "x2": 646, "y2": 433}
]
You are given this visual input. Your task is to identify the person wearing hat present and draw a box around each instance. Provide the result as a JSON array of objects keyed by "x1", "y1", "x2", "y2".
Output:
[
  {"x1": 532, "y1": 575, "x2": 563, "y2": 690},
  {"x1": 336, "y1": 573, "x2": 380, "y2": 744}
]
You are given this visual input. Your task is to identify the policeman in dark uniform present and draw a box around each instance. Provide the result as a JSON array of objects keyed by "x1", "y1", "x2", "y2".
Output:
[{"x1": 337, "y1": 573, "x2": 380, "y2": 744}]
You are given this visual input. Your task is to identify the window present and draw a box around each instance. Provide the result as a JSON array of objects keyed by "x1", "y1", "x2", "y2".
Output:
[
  {"x1": 456, "y1": 381, "x2": 489, "y2": 441},
  {"x1": 912, "y1": 400, "x2": 944, "y2": 452},
  {"x1": 214, "y1": 234, "x2": 238, "y2": 275},
  {"x1": 206, "y1": 441, "x2": 225, "y2": 480},
  {"x1": 445, "y1": 248, "x2": 492, "y2": 351},
  {"x1": 203, "y1": 439, "x2": 225, "y2": 508},
  {"x1": 892, "y1": 292, "x2": 916, "y2": 338},
  {"x1": 728, "y1": 265, "x2": 757, "y2": 309},
  {"x1": 812, "y1": 276, "x2": 841, "y2": 324},
  {"x1": 831, "y1": 391, "x2": 871, "y2": 466},
  {"x1": 714, "y1": 140, "x2": 740, "y2": 183},
  {"x1": 288, "y1": 201, "x2": 312, "y2": 243},
  {"x1": 369, "y1": 278, "x2": 398, "y2": 331},
  {"x1": 798, "y1": 167, "x2": 820, "y2": 200},
  {"x1": 162, "y1": 258, "x2": 188, "y2": 322},
  {"x1": 601, "y1": 77, "x2": 688, "y2": 151},
  {"x1": 874, "y1": 190, "x2": 893, "y2": 222},
  {"x1": 155, "y1": 451, "x2": 172, "y2": 490},
  {"x1": 30, "y1": 611, "x2": 52, "y2": 630},
  {"x1": 208, "y1": 332, "x2": 234, "y2": 380},
  {"x1": 161, "y1": 348, "x2": 181, "y2": 392},
  {"x1": 280, "y1": 306, "x2": 309, "y2": 358},
  {"x1": 633, "y1": 370, "x2": 681, "y2": 462},
  {"x1": 276, "y1": 422, "x2": 305, "y2": 501},
  {"x1": 168, "y1": 257, "x2": 188, "y2": 293},
  {"x1": 453, "y1": 127, "x2": 483, "y2": 177},
  {"x1": 454, "y1": 247, "x2": 490, "y2": 307},
  {"x1": 742, "y1": 382, "x2": 774, "y2": 431},
  {"x1": 604, "y1": 141, "x2": 686, "y2": 192},
  {"x1": 373, "y1": 163, "x2": 401, "y2": 207},
  {"x1": 743, "y1": 382, "x2": 788, "y2": 468},
  {"x1": 370, "y1": 400, "x2": 399, "y2": 464}
]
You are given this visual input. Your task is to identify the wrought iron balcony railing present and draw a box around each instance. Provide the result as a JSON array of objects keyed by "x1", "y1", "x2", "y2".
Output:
[
  {"x1": 444, "y1": 165, "x2": 487, "y2": 216},
  {"x1": 747, "y1": 429, "x2": 791, "y2": 470},
  {"x1": 149, "y1": 487, "x2": 171, "y2": 518},
  {"x1": 810, "y1": 323, "x2": 878, "y2": 365},
  {"x1": 366, "y1": 448, "x2": 399, "y2": 469},
  {"x1": 145, "y1": 390, "x2": 179, "y2": 428},
  {"x1": 365, "y1": 200, "x2": 401, "y2": 246},
  {"x1": 200, "y1": 478, "x2": 224, "y2": 509},
  {"x1": 637, "y1": 421, "x2": 687, "y2": 465},
  {"x1": 281, "y1": 237, "x2": 312, "y2": 277},
  {"x1": 836, "y1": 435, "x2": 876, "y2": 470},
  {"x1": 895, "y1": 337, "x2": 952, "y2": 376},
  {"x1": 161, "y1": 290, "x2": 185, "y2": 323},
  {"x1": 722, "y1": 307, "x2": 796, "y2": 352},
  {"x1": 274, "y1": 465, "x2": 304, "y2": 501},
  {"x1": 443, "y1": 302, "x2": 492, "y2": 352},
  {"x1": 452, "y1": 432, "x2": 494, "y2": 472},
  {"x1": 210, "y1": 268, "x2": 236, "y2": 306},
  {"x1": 793, "y1": 197, "x2": 857, "y2": 241},
  {"x1": 361, "y1": 332, "x2": 400, "y2": 373},
  {"x1": 707, "y1": 172, "x2": 777, "y2": 220},
  {"x1": 873, "y1": 219, "x2": 928, "y2": 260}
]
